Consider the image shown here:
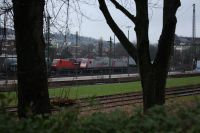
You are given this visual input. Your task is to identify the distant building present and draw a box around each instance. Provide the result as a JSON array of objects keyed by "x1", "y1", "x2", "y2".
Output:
[
  {"x1": 174, "y1": 35, "x2": 200, "y2": 51},
  {"x1": 175, "y1": 35, "x2": 200, "y2": 45}
]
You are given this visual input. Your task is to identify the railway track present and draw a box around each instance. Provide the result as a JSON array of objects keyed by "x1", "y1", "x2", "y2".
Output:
[
  {"x1": 77, "y1": 85, "x2": 200, "y2": 112},
  {"x1": 5, "y1": 85, "x2": 200, "y2": 113}
]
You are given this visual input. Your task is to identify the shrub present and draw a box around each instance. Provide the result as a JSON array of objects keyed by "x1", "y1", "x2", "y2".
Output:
[{"x1": 0, "y1": 95, "x2": 200, "y2": 133}]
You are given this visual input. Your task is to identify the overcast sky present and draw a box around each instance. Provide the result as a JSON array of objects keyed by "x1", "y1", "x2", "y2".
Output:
[{"x1": 49, "y1": 0, "x2": 200, "y2": 44}]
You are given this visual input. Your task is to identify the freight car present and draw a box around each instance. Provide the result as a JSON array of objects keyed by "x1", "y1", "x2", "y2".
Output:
[
  {"x1": 79, "y1": 57, "x2": 128, "y2": 74},
  {"x1": 50, "y1": 57, "x2": 137, "y2": 76}
]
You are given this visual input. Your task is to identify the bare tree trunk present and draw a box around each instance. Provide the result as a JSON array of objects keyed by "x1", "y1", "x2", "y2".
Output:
[
  {"x1": 140, "y1": 67, "x2": 167, "y2": 110},
  {"x1": 12, "y1": 0, "x2": 51, "y2": 118},
  {"x1": 98, "y1": 0, "x2": 180, "y2": 111},
  {"x1": 135, "y1": 0, "x2": 180, "y2": 111}
]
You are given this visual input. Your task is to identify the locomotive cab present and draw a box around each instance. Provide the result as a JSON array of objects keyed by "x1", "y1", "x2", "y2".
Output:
[{"x1": 51, "y1": 58, "x2": 80, "y2": 75}]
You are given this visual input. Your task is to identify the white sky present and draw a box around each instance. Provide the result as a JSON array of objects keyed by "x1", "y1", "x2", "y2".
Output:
[{"x1": 48, "y1": 0, "x2": 200, "y2": 44}]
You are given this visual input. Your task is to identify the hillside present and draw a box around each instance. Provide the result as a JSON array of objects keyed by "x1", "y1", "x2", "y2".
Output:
[
  {"x1": 0, "y1": 27, "x2": 100, "y2": 45},
  {"x1": 46, "y1": 33, "x2": 100, "y2": 46}
]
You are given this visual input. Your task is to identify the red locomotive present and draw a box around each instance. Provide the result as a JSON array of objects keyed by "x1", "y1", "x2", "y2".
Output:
[{"x1": 51, "y1": 58, "x2": 79, "y2": 75}]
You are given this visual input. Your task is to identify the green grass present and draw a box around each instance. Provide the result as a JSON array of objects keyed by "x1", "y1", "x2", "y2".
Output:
[
  {"x1": 49, "y1": 82, "x2": 142, "y2": 99},
  {"x1": 1, "y1": 76, "x2": 200, "y2": 103},
  {"x1": 49, "y1": 76, "x2": 200, "y2": 99},
  {"x1": 166, "y1": 76, "x2": 200, "y2": 88}
]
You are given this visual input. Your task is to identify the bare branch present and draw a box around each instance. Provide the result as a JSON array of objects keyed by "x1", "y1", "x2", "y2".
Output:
[
  {"x1": 98, "y1": 0, "x2": 137, "y2": 63},
  {"x1": 110, "y1": 0, "x2": 136, "y2": 23},
  {"x1": 0, "y1": 2, "x2": 13, "y2": 15}
]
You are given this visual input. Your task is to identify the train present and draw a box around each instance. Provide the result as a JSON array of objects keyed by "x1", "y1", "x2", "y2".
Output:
[
  {"x1": 50, "y1": 57, "x2": 137, "y2": 75},
  {"x1": 1, "y1": 56, "x2": 137, "y2": 76},
  {"x1": 0, "y1": 56, "x2": 17, "y2": 73},
  {"x1": 1, "y1": 55, "x2": 199, "y2": 78}
]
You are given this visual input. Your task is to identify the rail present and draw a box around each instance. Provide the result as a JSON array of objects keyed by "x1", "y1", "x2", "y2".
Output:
[{"x1": 5, "y1": 84, "x2": 200, "y2": 113}]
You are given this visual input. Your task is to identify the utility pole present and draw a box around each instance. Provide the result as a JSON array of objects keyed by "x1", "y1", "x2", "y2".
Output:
[
  {"x1": 192, "y1": 4, "x2": 196, "y2": 43},
  {"x1": 47, "y1": 15, "x2": 51, "y2": 73},
  {"x1": 64, "y1": 30, "x2": 68, "y2": 58},
  {"x1": 98, "y1": 37, "x2": 103, "y2": 57},
  {"x1": 75, "y1": 31, "x2": 78, "y2": 59},
  {"x1": 126, "y1": 26, "x2": 131, "y2": 76},
  {"x1": 192, "y1": 4, "x2": 197, "y2": 70},
  {"x1": 0, "y1": 3, "x2": 7, "y2": 55},
  {"x1": 3, "y1": 0, "x2": 8, "y2": 85},
  {"x1": 3, "y1": 0, "x2": 7, "y2": 42},
  {"x1": 64, "y1": 0, "x2": 70, "y2": 56},
  {"x1": 109, "y1": 37, "x2": 112, "y2": 79},
  {"x1": 75, "y1": 31, "x2": 79, "y2": 79},
  {"x1": 0, "y1": 15, "x2": 6, "y2": 53}
]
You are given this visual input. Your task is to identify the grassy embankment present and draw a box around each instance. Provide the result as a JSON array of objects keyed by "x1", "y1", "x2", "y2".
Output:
[
  {"x1": 49, "y1": 76, "x2": 200, "y2": 98},
  {"x1": 1, "y1": 76, "x2": 200, "y2": 104}
]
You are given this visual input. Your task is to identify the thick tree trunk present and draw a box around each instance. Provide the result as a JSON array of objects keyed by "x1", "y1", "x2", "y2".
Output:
[
  {"x1": 136, "y1": 0, "x2": 180, "y2": 111},
  {"x1": 12, "y1": 0, "x2": 51, "y2": 117},
  {"x1": 140, "y1": 66, "x2": 167, "y2": 110},
  {"x1": 98, "y1": 0, "x2": 180, "y2": 111}
]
